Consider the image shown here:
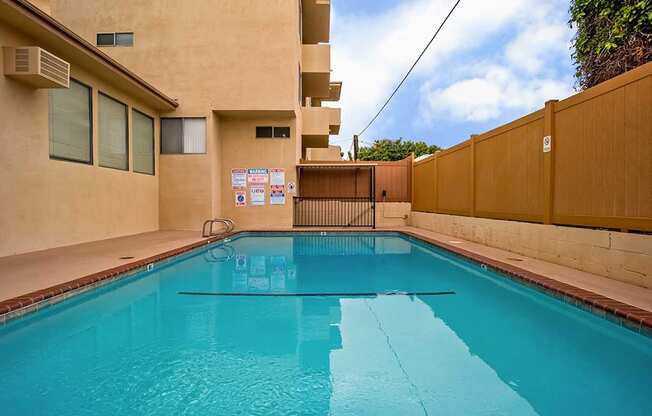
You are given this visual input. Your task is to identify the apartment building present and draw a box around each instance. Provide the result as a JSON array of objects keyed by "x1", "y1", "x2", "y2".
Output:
[
  {"x1": 0, "y1": 0, "x2": 341, "y2": 256},
  {"x1": 49, "y1": 0, "x2": 342, "y2": 230}
]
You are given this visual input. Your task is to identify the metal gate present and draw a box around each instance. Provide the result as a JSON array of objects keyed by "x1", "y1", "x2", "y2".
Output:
[{"x1": 293, "y1": 197, "x2": 375, "y2": 228}]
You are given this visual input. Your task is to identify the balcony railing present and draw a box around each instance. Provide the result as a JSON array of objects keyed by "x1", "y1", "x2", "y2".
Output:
[{"x1": 293, "y1": 197, "x2": 375, "y2": 228}]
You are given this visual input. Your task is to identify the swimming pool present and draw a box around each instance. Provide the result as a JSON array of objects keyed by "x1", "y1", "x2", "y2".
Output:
[{"x1": 1, "y1": 232, "x2": 651, "y2": 415}]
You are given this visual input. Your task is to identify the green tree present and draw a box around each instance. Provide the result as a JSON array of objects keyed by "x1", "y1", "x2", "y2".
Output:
[
  {"x1": 357, "y1": 138, "x2": 441, "y2": 161},
  {"x1": 570, "y1": 0, "x2": 652, "y2": 89}
]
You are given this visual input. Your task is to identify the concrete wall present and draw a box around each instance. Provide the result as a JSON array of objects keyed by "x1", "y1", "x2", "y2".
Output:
[
  {"x1": 0, "y1": 24, "x2": 160, "y2": 257},
  {"x1": 376, "y1": 203, "x2": 411, "y2": 228},
  {"x1": 410, "y1": 212, "x2": 652, "y2": 289}
]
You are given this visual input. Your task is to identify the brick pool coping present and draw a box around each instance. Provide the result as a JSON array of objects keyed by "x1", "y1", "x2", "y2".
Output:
[{"x1": 1, "y1": 229, "x2": 651, "y2": 336}]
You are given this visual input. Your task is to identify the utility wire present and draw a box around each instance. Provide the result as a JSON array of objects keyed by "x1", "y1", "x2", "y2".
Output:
[{"x1": 357, "y1": 0, "x2": 462, "y2": 137}]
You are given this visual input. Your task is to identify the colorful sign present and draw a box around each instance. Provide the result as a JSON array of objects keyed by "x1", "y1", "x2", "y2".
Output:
[
  {"x1": 247, "y1": 168, "x2": 269, "y2": 184},
  {"x1": 270, "y1": 185, "x2": 285, "y2": 205},
  {"x1": 269, "y1": 168, "x2": 285, "y2": 186},
  {"x1": 235, "y1": 190, "x2": 246, "y2": 207},
  {"x1": 250, "y1": 186, "x2": 265, "y2": 206},
  {"x1": 231, "y1": 168, "x2": 247, "y2": 189},
  {"x1": 287, "y1": 181, "x2": 296, "y2": 193}
]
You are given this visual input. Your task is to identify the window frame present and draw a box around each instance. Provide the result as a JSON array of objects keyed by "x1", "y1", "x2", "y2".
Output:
[
  {"x1": 160, "y1": 117, "x2": 207, "y2": 155},
  {"x1": 132, "y1": 108, "x2": 155, "y2": 176},
  {"x1": 256, "y1": 126, "x2": 274, "y2": 138},
  {"x1": 98, "y1": 91, "x2": 129, "y2": 171},
  {"x1": 273, "y1": 126, "x2": 291, "y2": 138},
  {"x1": 49, "y1": 77, "x2": 93, "y2": 165},
  {"x1": 96, "y1": 32, "x2": 116, "y2": 47},
  {"x1": 256, "y1": 126, "x2": 291, "y2": 139},
  {"x1": 115, "y1": 32, "x2": 134, "y2": 47},
  {"x1": 96, "y1": 32, "x2": 134, "y2": 47}
]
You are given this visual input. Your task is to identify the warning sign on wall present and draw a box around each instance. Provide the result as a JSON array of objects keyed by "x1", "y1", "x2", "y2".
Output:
[
  {"x1": 235, "y1": 190, "x2": 246, "y2": 207},
  {"x1": 270, "y1": 185, "x2": 285, "y2": 205},
  {"x1": 250, "y1": 186, "x2": 265, "y2": 206},
  {"x1": 269, "y1": 168, "x2": 285, "y2": 186},
  {"x1": 231, "y1": 169, "x2": 247, "y2": 189},
  {"x1": 247, "y1": 168, "x2": 269, "y2": 184}
]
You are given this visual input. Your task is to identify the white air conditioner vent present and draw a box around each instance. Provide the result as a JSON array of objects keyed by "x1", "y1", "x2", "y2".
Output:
[
  {"x1": 14, "y1": 48, "x2": 30, "y2": 72},
  {"x1": 3, "y1": 46, "x2": 70, "y2": 88},
  {"x1": 39, "y1": 48, "x2": 69, "y2": 86}
]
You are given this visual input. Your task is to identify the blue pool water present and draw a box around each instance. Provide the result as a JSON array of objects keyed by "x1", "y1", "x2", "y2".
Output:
[{"x1": 1, "y1": 233, "x2": 651, "y2": 415}]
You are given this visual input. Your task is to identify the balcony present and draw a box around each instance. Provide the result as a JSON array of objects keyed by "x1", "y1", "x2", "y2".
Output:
[
  {"x1": 311, "y1": 81, "x2": 342, "y2": 106},
  {"x1": 302, "y1": 0, "x2": 330, "y2": 44},
  {"x1": 328, "y1": 107, "x2": 341, "y2": 135},
  {"x1": 302, "y1": 106, "x2": 341, "y2": 148},
  {"x1": 302, "y1": 44, "x2": 330, "y2": 99}
]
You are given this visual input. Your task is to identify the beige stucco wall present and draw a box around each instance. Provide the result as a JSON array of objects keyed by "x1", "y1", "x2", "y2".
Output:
[
  {"x1": 50, "y1": 0, "x2": 302, "y2": 113},
  {"x1": 376, "y1": 203, "x2": 411, "y2": 228},
  {"x1": 219, "y1": 117, "x2": 298, "y2": 229},
  {"x1": 305, "y1": 145, "x2": 342, "y2": 161},
  {"x1": 0, "y1": 24, "x2": 160, "y2": 257},
  {"x1": 50, "y1": 0, "x2": 305, "y2": 231},
  {"x1": 410, "y1": 212, "x2": 652, "y2": 289}
]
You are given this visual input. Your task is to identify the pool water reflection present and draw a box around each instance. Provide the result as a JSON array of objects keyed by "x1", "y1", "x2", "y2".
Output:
[{"x1": 0, "y1": 233, "x2": 651, "y2": 415}]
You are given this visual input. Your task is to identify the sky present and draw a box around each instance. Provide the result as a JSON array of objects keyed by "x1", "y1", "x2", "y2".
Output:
[{"x1": 326, "y1": 0, "x2": 578, "y2": 153}]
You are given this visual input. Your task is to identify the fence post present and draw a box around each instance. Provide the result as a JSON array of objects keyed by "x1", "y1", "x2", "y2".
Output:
[
  {"x1": 470, "y1": 134, "x2": 478, "y2": 217},
  {"x1": 433, "y1": 151, "x2": 440, "y2": 213},
  {"x1": 543, "y1": 100, "x2": 558, "y2": 224}
]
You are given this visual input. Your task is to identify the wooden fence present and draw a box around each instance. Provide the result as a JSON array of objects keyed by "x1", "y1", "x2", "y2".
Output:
[
  {"x1": 299, "y1": 157, "x2": 412, "y2": 202},
  {"x1": 375, "y1": 157, "x2": 412, "y2": 202},
  {"x1": 413, "y1": 62, "x2": 652, "y2": 232}
]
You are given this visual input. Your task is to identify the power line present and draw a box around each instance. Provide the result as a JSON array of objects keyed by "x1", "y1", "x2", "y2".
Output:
[{"x1": 356, "y1": 0, "x2": 462, "y2": 137}]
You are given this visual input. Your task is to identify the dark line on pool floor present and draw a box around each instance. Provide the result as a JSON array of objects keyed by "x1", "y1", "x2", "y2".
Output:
[
  {"x1": 177, "y1": 291, "x2": 456, "y2": 297},
  {"x1": 364, "y1": 299, "x2": 430, "y2": 416}
]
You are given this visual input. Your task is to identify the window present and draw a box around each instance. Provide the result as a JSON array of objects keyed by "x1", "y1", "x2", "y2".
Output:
[
  {"x1": 96, "y1": 33, "x2": 115, "y2": 46},
  {"x1": 132, "y1": 110, "x2": 154, "y2": 175},
  {"x1": 161, "y1": 118, "x2": 206, "y2": 154},
  {"x1": 49, "y1": 79, "x2": 92, "y2": 163},
  {"x1": 97, "y1": 32, "x2": 134, "y2": 47},
  {"x1": 115, "y1": 32, "x2": 134, "y2": 46},
  {"x1": 256, "y1": 126, "x2": 290, "y2": 139},
  {"x1": 256, "y1": 126, "x2": 273, "y2": 138},
  {"x1": 274, "y1": 127, "x2": 291, "y2": 138},
  {"x1": 98, "y1": 93, "x2": 128, "y2": 170}
]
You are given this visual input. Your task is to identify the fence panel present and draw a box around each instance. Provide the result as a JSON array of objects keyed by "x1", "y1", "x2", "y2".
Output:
[
  {"x1": 413, "y1": 157, "x2": 436, "y2": 212},
  {"x1": 553, "y1": 70, "x2": 652, "y2": 230},
  {"x1": 375, "y1": 158, "x2": 411, "y2": 202},
  {"x1": 437, "y1": 142, "x2": 472, "y2": 216},
  {"x1": 300, "y1": 167, "x2": 372, "y2": 198},
  {"x1": 474, "y1": 111, "x2": 545, "y2": 222},
  {"x1": 411, "y1": 61, "x2": 652, "y2": 232}
]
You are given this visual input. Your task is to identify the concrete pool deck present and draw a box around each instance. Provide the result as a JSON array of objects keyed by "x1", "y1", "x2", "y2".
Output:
[
  {"x1": 0, "y1": 227, "x2": 651, "y2": 325},
  {"x1": 0, "y1": 231, "x2": 206, "y2": 303}
]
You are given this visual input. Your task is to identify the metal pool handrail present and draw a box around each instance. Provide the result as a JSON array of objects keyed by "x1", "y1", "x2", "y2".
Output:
[{"x1": 202, "y1": 218, "x2": 234, "y2": 238}]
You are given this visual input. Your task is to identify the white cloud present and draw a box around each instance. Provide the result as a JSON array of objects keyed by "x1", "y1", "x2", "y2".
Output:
[
  {"x1": 505, "y1": 23, "x2": 572, "y2": 74},
  {"x1": 328, "y1": 0, "x2": 575, "y2": 149},
  {"x1": 420, "y1": 66, "x2": 571, "y2": 122}
]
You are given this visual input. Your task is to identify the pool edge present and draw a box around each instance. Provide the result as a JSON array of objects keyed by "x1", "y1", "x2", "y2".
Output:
[{"x1": 1, "y1": 229, "x2": 651, "y2": 338}]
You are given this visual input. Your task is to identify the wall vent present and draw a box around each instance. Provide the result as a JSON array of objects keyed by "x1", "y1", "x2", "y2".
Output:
[{"x1": 3, "y1": 46, "x2": 70, "y2": 88}]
